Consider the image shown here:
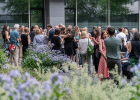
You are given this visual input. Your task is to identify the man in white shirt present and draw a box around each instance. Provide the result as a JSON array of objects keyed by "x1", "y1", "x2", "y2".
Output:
[{"x1": 116, "y1": 27, "x2": 127, "y2": 46}]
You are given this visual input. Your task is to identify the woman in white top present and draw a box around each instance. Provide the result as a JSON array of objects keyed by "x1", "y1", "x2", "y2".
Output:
[{"x1": 78, "y1": 31, "x2": 92, "y2": 75}]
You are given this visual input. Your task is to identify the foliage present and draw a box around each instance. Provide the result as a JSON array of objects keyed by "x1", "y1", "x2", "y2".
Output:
[
  {"x1": 1, "y1": 0, "x2": 43, "y2": 24},
  {"x1": 98, "y1": 0, "x2": 134, "y2": 18},
  {"x1": 0, "y1": 62, "x2": 138, "y2": 100},
  {"x1": 21, "y1": 44, "x2": 70, "y2": 70},
  {"x1": 0, "y1": 65, "x2": 70, "y2": 100},
  {"x1": 65, "y1": 0, "x2": 135, "y2": 22},
  {"x1": 124, "y1": 63, "x2": 140, "y2": 100},
  {"x1": 0, "y1": 49, "x2": 8, "y2": 66},
  {"x1": 61, "y1": 63, "x2": 134, "y2": 100}
]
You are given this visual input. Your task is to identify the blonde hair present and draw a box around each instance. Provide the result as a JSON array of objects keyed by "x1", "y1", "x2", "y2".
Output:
[
  {"x1": 74, "y1": 26, "x2": 80, "y2": 36},
  {"x1": 35, "y1": 28, "x2": 40, "y2": 35},
  {"x1": 24, "y1": 27, "x2": 29, "y2": 33},
  {"x1": 80, "y1": 31, "x2": 88, "y2": 39},
  {"x1": 83, "y1": 27, "x2": 88, "y2": 33},
  {"x1": 124, "y1": 29, "x2": 128, "y2": 35}
]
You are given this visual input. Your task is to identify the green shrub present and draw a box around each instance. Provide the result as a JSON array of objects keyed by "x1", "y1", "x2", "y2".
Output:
[
  {"x1": 1, "y1": 62, "x2": 139, "y2": 100},
  {"x1": 0, "y1": 49, "x2": 7, "y2": 66},
  {"x1": 22, "y1": 44, "x2": 70, "y2": 70}
]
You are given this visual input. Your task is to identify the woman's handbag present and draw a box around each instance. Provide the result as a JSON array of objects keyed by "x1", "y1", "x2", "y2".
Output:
[
  {"x1": 95, "y1": 48, "x2": 101, "y2": 59},
  {"x1": 2, "y1": 39, "x2": 10, "y2": 50},
  {"x1": 86, "y1": 39, "x2": 94, "y2": 58},
  {"x1": 2, "y1": 43, "x2": 9, "y2": 50},
  {"x1": 73, "y1": 42, "x2": 78, "y2": 49}
]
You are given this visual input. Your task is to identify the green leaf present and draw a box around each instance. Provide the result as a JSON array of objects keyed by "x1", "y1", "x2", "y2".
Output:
[
  {"x1": 136, "y1": 85, "x2": 140, "y2": 90},
  {"x1": 9, "y1": 96, "x2": 13, "y2": 100},
  {"x1": 0, "y1": 92, "x2": 6, "y2": 96}
]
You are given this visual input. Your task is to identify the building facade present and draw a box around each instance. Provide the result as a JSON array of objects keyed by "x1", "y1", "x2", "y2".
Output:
[{"x1": 0, "y1": 0, "x2": 139, "y2": 43}]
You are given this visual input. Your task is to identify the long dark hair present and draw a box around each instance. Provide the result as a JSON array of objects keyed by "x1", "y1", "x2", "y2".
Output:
[
  {"x1": 1, "y1": 25, "x2": 9, "y2": 36},
  {"x1": 30, "y1": 26, "x2": 34, "y2": 31},
  {"x1": 94, "y1": 28, "x2": 100, "y2": 38},
  {"x1": 66, "y1": 28, "x2": 72, "y2": 38}
]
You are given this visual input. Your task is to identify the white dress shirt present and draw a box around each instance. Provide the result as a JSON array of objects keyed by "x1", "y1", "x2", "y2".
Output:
[{"x1": 116, "y1": 32, "x2": 127, "y2": 45}]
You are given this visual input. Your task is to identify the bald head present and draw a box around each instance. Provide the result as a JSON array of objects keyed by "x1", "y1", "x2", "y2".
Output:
[
  {"x1": 54, "y1": 25, "x2": 59, "y2": 30},
  {"x1": 34, "y1": 25, "x2": 39, "y2": 29},
  {"x1": 59, "y1": 23, "x2": 63, "y2": 28},
  {"x1": 131, "y1": 28, "x2": 138, "y2": 35}
]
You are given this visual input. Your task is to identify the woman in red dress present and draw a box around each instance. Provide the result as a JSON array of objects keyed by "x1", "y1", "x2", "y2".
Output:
[{"x1": 98, "y1": 31, "x2": 109, "y2": 81}]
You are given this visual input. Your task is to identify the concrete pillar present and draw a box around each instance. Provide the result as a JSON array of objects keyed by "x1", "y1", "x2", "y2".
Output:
[{"x1": 45, "y1": 0, "x2": 65, "y2": 28}]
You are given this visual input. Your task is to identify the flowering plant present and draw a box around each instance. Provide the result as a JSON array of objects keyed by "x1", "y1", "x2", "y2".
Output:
[
  {"x1": 0, "y1": 65, "x2": 71, "y2": 100},
  {"x1": 22, "y1": 44, "x2": 70, "y2": 70}
]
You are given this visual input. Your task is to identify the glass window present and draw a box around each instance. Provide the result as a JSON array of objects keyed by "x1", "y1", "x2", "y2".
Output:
[
  {"x1": 65, "y1": 9, "x2": 75, "y2": 28},
  {"x1": 0, "y1": 0, "x2": 28, "y2": 43},
  {"x1": 65, "y1": 0, "x2": 108, "y2": 32},
  {"x1": 30, "y1": 0, "x2": 43, "y2": 8},
  {"x1": 31, "y1": 9, "x2": 43, "y2": 28},
  {"x1": 77, "y1": 0, "x2": 108, "y2": 32},
  {"x1": 65, "y1": 0, "x2": 76, "y2": 28},
  {"x1": 110, "y1": 0, "x2": 139, "y2": 32}
]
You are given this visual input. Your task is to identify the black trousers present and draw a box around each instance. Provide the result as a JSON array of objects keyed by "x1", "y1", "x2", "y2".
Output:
[
  {"x1": 94, "y1": 45, "x2": 100, "y2": 72},
  {"x1": 107, "y1": 58, "x2": 122, "y2": 79}
]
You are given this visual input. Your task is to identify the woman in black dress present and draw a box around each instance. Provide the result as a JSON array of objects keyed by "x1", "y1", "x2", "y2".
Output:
[
  {"x1": 21, "y1": 27, "x2": 30, "y2": 56},
  {"x1": 64, "y1": 28, "x2": 75, "y2": 61},
  {"x1": 51, "y1": 29, "x2": 63, "y2": 50},
  {"x1": 1, "y1": 25, "x2": 10, "y2": 47}
]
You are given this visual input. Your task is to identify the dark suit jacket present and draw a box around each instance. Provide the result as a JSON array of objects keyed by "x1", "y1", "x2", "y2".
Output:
[
  {"x1": 90, "y1": 31, "x2": 94, "y2": 37},
  {"x1": 49, "y1": 29, "x2": 55, "y2": 41},
  {"x1": 30, "y1": 30, "x2": 35, "y2": 43}
]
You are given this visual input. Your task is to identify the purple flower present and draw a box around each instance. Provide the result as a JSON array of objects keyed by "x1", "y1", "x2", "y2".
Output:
[
  {"x1": 24, "y1": 72, "x2": 30, "y2": 79},
  {"x1": 50, "y1": 73, "x2": 65, "y2": 85},
  {"x1": 121, "y1": 78, "x2": 127, "y2": 85},
  {"x1": 63, "y1": 87, "x2": 71, "y2": 95},
  {"x1": 9, "y1": 70, "x2": 21, "y2": 78},
  {"x1": 1, "y1": 64, "x2": 8, "y2": 69},
  {"x1": 0, "y1": 74, "x2": 12, "y2": 83},
  {"x1": 130, "y1": 68, "x2": 134, "y2": 72}
]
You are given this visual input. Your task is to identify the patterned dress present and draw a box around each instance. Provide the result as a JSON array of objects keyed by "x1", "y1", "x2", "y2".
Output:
[{"x1": 97, "y1": 39, "x2": 109, "y2": 78}]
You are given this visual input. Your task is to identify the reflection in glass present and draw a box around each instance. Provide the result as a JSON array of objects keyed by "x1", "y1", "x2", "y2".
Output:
[
  {"x1": 30, "y1": 0, "x2": 43, "y2": 8},
  {"x1": 0, "y1": 0, "x2": 28, "y2": 43},
  {"x1": 65, "y1": 9, "x2": 75, "y2": 28},
  {"x1": 31, "y1": 9, "x2": 43, "y2": 28},
  {"x1": 77, "y1": 0, "x2": 108, "y2": 32},
  {"x1": 65, "y1": 0, "x2": 108, "y2": 32},
  {"x1": 110, "y1": 0, "x2": 139, "y2": 32}
]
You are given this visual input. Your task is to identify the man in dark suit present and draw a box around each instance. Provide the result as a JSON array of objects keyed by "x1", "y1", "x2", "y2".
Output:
[
  {"x1": 30, "y1": 25, "x2": 38, "y2": 43},
  {"x1": 104, "y1": 27, "x2": 122, "y2": 80},
  {"x1": 47, "y1": 24, "x2": 55, "y2": 44}
]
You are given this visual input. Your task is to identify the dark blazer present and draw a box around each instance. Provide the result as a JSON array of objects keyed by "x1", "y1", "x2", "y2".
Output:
[
  {"x1": 49, "y1": 29, "x2": 55, "y2": 41},
  {"x1": 30, "y1": 30, "x2": 35, "y2": 43},
  {"x1": 90, "y1": 31, "x2": 94, "y2": 37}
]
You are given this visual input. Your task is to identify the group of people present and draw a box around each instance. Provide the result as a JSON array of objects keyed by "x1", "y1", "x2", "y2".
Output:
[{"x1": 1, "y1": 23, "x2": 140, "y2": 82}]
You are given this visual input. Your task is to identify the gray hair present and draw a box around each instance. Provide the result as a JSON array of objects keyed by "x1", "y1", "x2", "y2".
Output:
[
  {"x1": 14, "y1": 24, "x2": 19, "y2": 29},
  {"x1": 132, "y1": 28, "x2": 138, "y2": 32}
]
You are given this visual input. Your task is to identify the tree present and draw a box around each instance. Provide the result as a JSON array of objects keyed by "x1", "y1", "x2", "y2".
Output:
[
  {"x1": 1, "y1": 0, "x2": 43, "y2": 26},
  {"x1": 65, "y1": 0, "x2": 135, "y2": 22}
]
